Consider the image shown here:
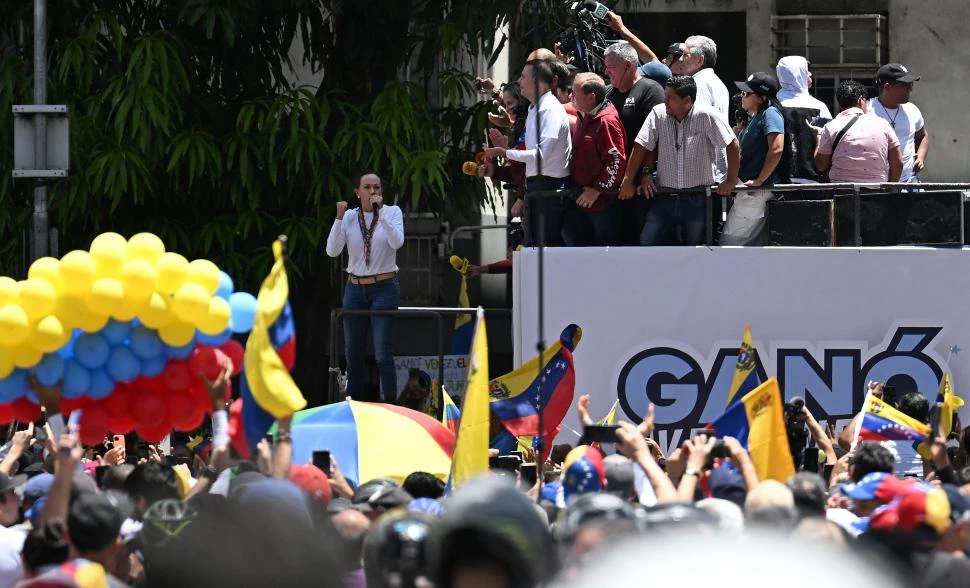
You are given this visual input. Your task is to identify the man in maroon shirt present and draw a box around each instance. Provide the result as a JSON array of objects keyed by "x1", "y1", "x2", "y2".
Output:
[{"x1": 565, "y1": 72, "x2": 628, "y2": 246}]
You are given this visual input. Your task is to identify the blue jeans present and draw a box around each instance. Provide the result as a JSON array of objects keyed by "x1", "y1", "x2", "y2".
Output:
[
  {"x1": 343, "y1": 278, "x2": 400, "y2": 403},
  {"x1": 524, "y1": 176, "x2": 572, "y2": 246},
  {"x1": 563, "y1": 198, "x2": 619, "y2": 246},
  {"x1": 640, "y1": 192, "x2": 707, "y2": 246}
]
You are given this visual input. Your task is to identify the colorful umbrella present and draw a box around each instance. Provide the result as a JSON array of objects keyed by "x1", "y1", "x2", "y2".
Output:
[{"x1": 278, "y1": 400, "x2": 455, "y2": 486}]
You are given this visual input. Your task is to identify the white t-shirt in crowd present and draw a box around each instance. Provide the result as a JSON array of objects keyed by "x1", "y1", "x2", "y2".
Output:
[
  {"x1": 326, "y1": 205, "x2": 405, "y2": 277},
  {"x1": 868, "y1": 98, "x2": 924, "y2": 183},
  {"x1": 506, "y1": 91, "x2": 572, "y2": 178},
  {"x1": 0, "y1": 525, "x2": 25, "y2": 586}
]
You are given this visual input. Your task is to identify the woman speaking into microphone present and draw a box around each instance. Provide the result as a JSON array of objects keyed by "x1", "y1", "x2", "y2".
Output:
[{"x1": 326, "y1": 171, "x2": 405, "y2": 403}]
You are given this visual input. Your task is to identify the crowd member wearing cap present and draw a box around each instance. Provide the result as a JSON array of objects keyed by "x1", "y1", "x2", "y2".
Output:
[
  {"x1": 0, "y1": 472, "x2": 27, "y2": 585},
  {"x1": 869, "y1": 63, "x2": 927, "y2": 184},
  {"x1": 814, "y1": 80, "x2": 902, "y2": 184},
  {"x1": 601, "y1": 41, "x2": 664, "y2": 246},
  {"x1": 721, "y1": 72, "x2": 785, "y2": 245}
]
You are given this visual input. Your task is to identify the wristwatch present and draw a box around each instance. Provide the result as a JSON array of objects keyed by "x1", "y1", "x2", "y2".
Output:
[
  {"x1": 684, "y1": 467, "x2": 701, "y2": 477},
  {"x1": 200, "y1": 466, "x2": 219, "y2": 481}
]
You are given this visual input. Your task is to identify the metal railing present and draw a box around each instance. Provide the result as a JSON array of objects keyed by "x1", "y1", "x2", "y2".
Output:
[{"x1": 327, "y1": 306, "x2": 512, "y2": 407}]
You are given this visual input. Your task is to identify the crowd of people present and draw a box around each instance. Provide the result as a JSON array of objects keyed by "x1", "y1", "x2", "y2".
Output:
[
  {"x1": 474, "y1": 8, "x2": 928, "y2": 247},
  {"x1": 0, "y1": 359, "x2": 966, "y2": 587}
]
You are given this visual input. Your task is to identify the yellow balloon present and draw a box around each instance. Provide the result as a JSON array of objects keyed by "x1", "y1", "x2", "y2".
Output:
[
  {"x1": 59, "y1": 250, "x2": 97, "y2": 295},
  {"x1": 89, "y1": 232, "x2": 128, "y2": 278},
  {"x1": 77, "y1": 310, "x2": 109, "y2": 334},
  {"x1": 28, "y1": 257, "x2": 62, "y2": 291},
  {"x1": 139, "y1": 292, "x2": 173, "y2": 329},
  {"x1": 18, "y1": 278, "x2": 57, "y2": 320},
  {"x1": 159, "y1": 320, "x2": 196, "y2": 347},
  {"x1": 121, "y1": 260, "x2": 158, "y2": 300},
  {"x1": 0, "y1": 353, "x2": 12, "y2": 379},
  {"x1": 155, "y1": 253, "x2": 189, "y2": 294},
  {"x1": 0, "y1": 277, "x2": 19, "y2": 307},
  {"x1": 199, "y1": 297, "x2": 231, "y2": 335},
  {"x1": 171, "y1": 283, "x2": 211, "y2": 324},
  {"x1": 54, "y1": 294, "x2": 89, "y2": 331},
  {"x1": 86, "y1": 278, "x2": 125, "y2": 317},
  {"x1": 30, "y1": 315, "x2": 68, "y2": 353},
  {"x1": 127, "y1": 232, "x2": 166, "y2": 264},
  {"x1": 0, "y1": 305, "x2": 30, "y2": 346},
  {"x1": 111, "y1": 295, "x2": 149, "y2": 322},
  {"x1": 187, "y1": 259, "x2": 221, "y2": 295},
  {"x1": 11, "y1": 344, "x2": 42, "y2": 369}
]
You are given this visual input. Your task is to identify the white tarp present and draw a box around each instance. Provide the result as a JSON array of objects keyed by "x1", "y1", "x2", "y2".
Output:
[{"x1": 514, "y1": 246, "x2": 970, "y2": 453}]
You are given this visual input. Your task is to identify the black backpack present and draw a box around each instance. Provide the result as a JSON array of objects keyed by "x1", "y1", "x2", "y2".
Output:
[{"x1": 778, "y1": 105, "x2": 829, "y2": 183}]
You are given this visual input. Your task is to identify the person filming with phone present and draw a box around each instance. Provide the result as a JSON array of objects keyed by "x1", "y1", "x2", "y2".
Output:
[{"x1": 327, "y1": 171, "x2": 405, "y2": 404}]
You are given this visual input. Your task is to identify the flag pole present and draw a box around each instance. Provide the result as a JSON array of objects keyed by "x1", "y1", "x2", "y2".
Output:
[{"x1": 531, "y1": 0, "x2": 546, "y2": 503}]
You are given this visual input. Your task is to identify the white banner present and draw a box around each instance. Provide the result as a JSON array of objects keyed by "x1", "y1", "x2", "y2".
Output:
[
  {"x1": 394, "y1": 355, "x2": 468, "y2": 400},
  {"x1": 513, "y1": 247, "x2": 970, "y2": 453}
]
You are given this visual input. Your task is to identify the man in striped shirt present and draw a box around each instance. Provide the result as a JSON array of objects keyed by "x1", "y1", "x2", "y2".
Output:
[{"x1": 619, "y1": 75, "x2": 740, "y2": 246}]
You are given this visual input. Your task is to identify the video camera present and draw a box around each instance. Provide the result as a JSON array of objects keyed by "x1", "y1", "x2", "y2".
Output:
[
  {"x1": 552, "y1": 0, "x2": 618, "y2": 74},
  {"x1": 783, "y1": 396, "x2": 810, "y2": 468}
]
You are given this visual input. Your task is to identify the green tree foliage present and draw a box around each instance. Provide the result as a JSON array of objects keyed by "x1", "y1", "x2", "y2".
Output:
[{"x1": 0, "y1": 0, "x2": 578, "y2": 281}]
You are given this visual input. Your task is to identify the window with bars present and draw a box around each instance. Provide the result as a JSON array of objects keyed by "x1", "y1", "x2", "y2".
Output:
[{"x1": 772, "y1": 14, "x2": 888, "y2": 68}]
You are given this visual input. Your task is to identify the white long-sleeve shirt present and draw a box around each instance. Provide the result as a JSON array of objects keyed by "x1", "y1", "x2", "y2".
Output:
[
  {"x1": 504, "y1": 91, "x2": 571, "y2": 178},
  {"x1": 326, "y1": 205, "x2": 404, "y2": 276}
]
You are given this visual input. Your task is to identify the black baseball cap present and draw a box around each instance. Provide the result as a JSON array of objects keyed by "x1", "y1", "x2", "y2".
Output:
[
  {"x1": 0, "y1": 473, "x2": 26, "y2": 493},
  {"x1": 876, "y1": 63, "x2": 920, "y2": 84},
  {"x1": 68, "y1": 493, "x2": 124, "y2": 552},
  {"x1": 735, "y1": 72, "x2": 780, "y2": 98},
  {"x1": 666, "y1": 43, "x2": 684, "y2": 58}
]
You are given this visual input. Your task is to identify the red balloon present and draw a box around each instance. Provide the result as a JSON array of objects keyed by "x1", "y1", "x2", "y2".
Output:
[
  {"x1": 170, "y1": 392, "x2": 205, "y2": 432},
  {"x1": 103, "y1": 387, "x2": 131, "y2": 419},
  {"x1": 218, "y1": 340, "x2": 244, "y2": 377},
  {"x1": 79, "y1": 404, "x2": 110, "y2": 447},
  {"x1": 0, "y1": 403, "x2": 15, "y2": 425},
  {"x1": 130, "y1": 391, "x2": 166, "y2": 428},
  {"x1": 189, "y1": 346, "x2": 222, "y2": 381},
  {"x1": 163, "y1": 361, "x2": 192, "y2": 392},
  {"x1": 136, "y1": 419, "x2": 172, "y2": 443},
  {"x1": 11, "y1": 398, "x2": 40, "y2": 423},
  {"x1": 110, "y1": 415, "x2": 137, "y2": 434}
]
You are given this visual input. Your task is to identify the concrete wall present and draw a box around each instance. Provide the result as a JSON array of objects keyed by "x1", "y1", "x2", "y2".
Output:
[{"x1": 888, "y1": 0, "x2": 970, "y2": 182}]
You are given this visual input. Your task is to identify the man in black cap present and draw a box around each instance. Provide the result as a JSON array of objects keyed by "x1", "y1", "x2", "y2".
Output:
[
  {"x1": 869, "y1": 63, "x2": 927, "y2": 183},
  {"x1": 0, "y1": 473, "x2": 26, "y2": 528},
  {"x1": 64, "y1": 493, "x2": 128, "y2": 581}
]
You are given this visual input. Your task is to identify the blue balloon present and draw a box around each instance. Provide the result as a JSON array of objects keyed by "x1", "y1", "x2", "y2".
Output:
[
  {"x1": 0, "y1": 369, "x2": 27, "y2": 403},
  {"x1": 229, "y1": 292, "x2": 257, "y2": 333},
  {"x1": 33, "y1": 354, "x2": 65, "y2": 387},
  {"x1": 88, "y1": 368, "x2": 115, "y2": 400},
  {"x1": 101, "y1": 320, "x2": 132, "y2": 345},
  {"x1": 141, "y1": 354, "x2": 167, "y2": 377},
  {"x1": 62, "y1": 360, "x2": 91, "y2": 399},
  {"x1": 106, "y1": 346, "x2": 140, "y2": 383},
  {"x1": 129, "y1": 325, "x2": 164, "y2": 360},
  {"x1": 74, "y1": 333, "x2": 111, "y2": 370},
  {"x1": 165, "y1": 340, "x2": 195, "y2": 360},
  {"x1": 57, "y1": 329, "x2": 82, "y2": 359},
  {"x1": 216, "y1": 271, "x2": 234, "y2": 300},
  {"x1": 197, "y1": 328, "x2": 232, "y2": 346}
]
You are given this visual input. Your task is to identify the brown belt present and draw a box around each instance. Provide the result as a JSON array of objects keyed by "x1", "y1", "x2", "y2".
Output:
[{"x1": 348, "y1": 271, "x2": 397, "y2": 285}]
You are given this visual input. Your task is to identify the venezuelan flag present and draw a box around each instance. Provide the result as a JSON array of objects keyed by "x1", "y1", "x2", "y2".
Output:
[
  {"x1": 448, "y1": 308, "x2": 491, "y2": 491},
  {"x1": 440, "y1": 385, "x2": 461, "y2": 434},
  {"x1": 857, "y1": 393, "x2": 930, "y2": 444},
  {"x1": 228, "y1": 240, "x2": 306, "y2": 458},
  {"x1": 726, "y1": 325, "x2": 761, "y2": 407},
  {"x1": 489, "y1": 324, "x2": 581, "y2": 462},
  {"x1": 449, "y1": 255, "x2": 474, "y2": 356},
  {"x1": 709, "y1": 378, "x2": 794, "y2": 482}
]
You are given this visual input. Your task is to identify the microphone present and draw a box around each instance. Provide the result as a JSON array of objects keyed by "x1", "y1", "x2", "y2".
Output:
[
  {"x1": 581, "y1": 0, "x2": 610, "y2": 19},
  {"x1": 462, "y1": 161, "x2": 478, "y2": 176},
  {"x1": 449, "y1": 255, "x2": 469, "y2": 274}
]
